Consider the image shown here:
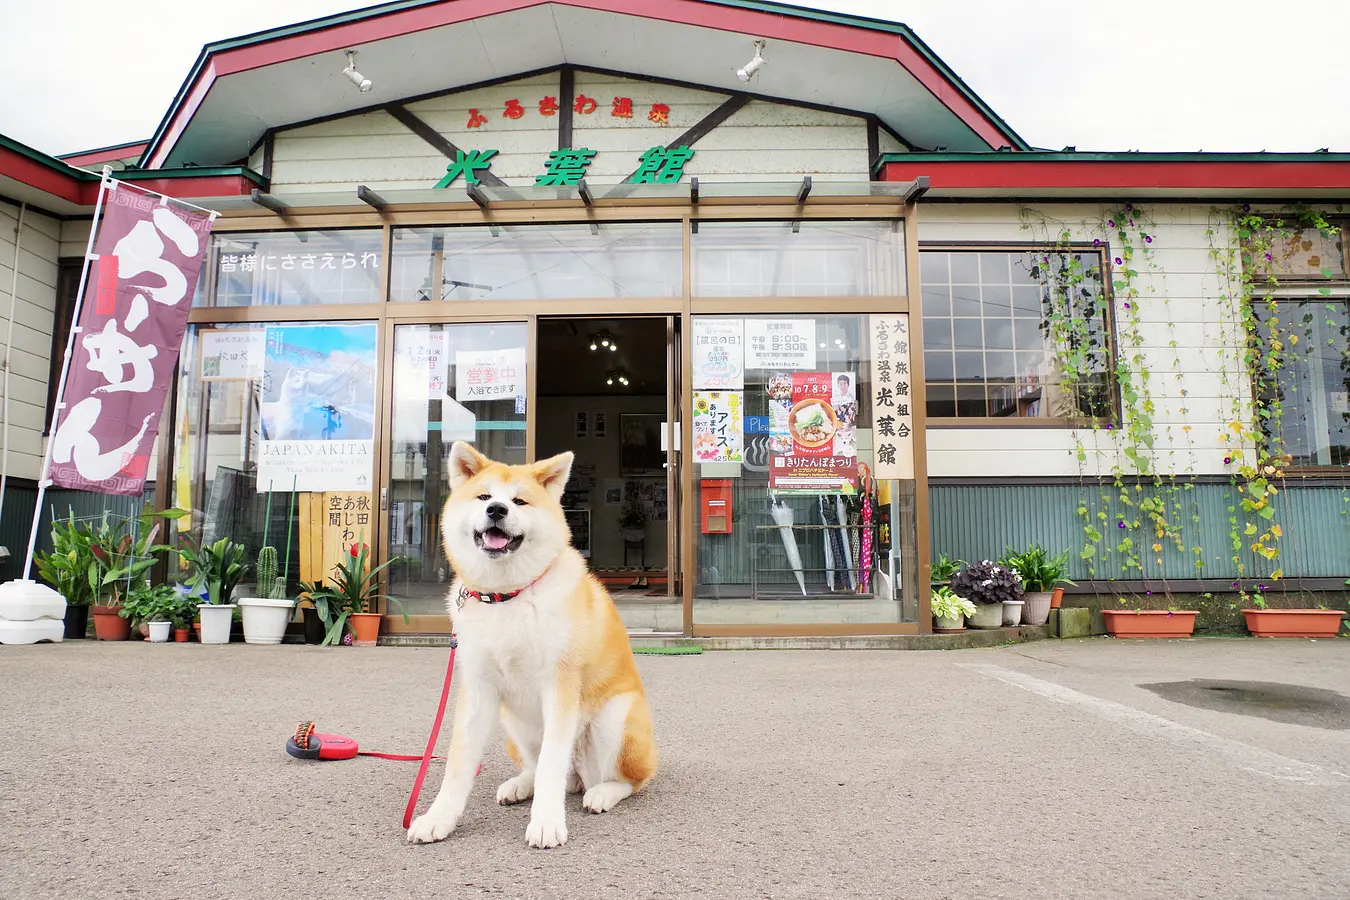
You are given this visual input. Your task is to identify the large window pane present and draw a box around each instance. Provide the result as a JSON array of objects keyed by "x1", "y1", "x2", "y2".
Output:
[
  {"x1": 920, "y1": 249, "x2": 1112, "y2": 420},
  {"x1": 389, "y1": 223, "x2": 682, "y2": 302},
  {"x1": 197, "y1": 230, "x2": 384, "y2": 307},
  {"x1": 386, "y1": 323, "x2": 530, "y2": 616},
  {"x1": 692, "y1": 220, "x2": 906, "y2": 297},
  {"x1": 1255, "y1": 299, "x2": 1350, "y2": 467},
  {"x1": 691, "y1": 314, "x2": 917, "y2": 626}
]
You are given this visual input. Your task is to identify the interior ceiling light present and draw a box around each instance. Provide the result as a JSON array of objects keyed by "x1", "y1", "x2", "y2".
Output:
[
  {"x1": 591, "y1": 330, "x2": 616, "y2": 351},
  {"x1": 343, "y1": 50, "x2": 373, "y2": 93},
  {"x1": 736, "y1": 40, "x2": 767, "y2": 84}
]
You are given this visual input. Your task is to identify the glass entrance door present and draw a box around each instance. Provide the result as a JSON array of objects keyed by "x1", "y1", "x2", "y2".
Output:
[{"x1": 383, "y1": 321, "x2": 529, "y2": 624}]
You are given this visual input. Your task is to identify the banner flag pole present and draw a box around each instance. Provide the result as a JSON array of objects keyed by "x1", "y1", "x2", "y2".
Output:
[{"x1": 21, "y1": 166, "x2": 115, "y2": 578}]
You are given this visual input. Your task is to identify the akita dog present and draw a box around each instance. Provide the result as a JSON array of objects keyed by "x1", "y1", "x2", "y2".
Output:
[{"x1": 407, "y1": 442, "x2": 657, "y2": 849}]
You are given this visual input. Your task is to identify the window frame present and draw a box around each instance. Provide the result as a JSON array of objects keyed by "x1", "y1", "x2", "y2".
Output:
[
  {"x1": 1254, "y1": 289, "x2": 1350, "y2": 473},
  {"x1": 917, "y1": 240, "x2": 1120, "y2": 429}
]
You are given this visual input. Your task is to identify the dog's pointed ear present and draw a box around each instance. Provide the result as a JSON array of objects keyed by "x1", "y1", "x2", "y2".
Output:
[
  {"x1": 448, "y1": 442, "x2": 490, "y2": 489},
  {"x1": 530, "y1": 451, "x2": 574, "y2": 502}
]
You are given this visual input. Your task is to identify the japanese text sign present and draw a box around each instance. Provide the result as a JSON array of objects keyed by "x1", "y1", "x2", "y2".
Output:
[
  {"x1": 199, "y1": 328, "x2": 264, "y2": 381},
  {"x1": 767, "y1": 372, "x2": 858, "y2": 494},
  {"x1": 49, "y1": 186, "x2": 215, "y2": 495},
  {"x1": 746, "y1": 319, "x2": 816, "y2": 370},
  {"x1": 691, "y1": 318, "x2": 744, "y2": 389},
  {"x1": 454, "y1": 348, "x2": 527, "y2": 402},
  {"x1": 868, "y1": 314, "x2": 914, "y2": 480},
  {"x1": 692, "y1": 391, "x2": 743, "y2": 462}
]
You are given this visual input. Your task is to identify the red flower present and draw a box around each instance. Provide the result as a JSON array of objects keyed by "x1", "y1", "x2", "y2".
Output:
[{"x1": 349, "y1": 543, "x2": 369, "y2": 557}]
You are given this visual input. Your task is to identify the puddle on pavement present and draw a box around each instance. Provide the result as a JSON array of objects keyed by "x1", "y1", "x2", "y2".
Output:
[{"x1": 1140, "y1": 680, "x2": 1350, "y2": 730}]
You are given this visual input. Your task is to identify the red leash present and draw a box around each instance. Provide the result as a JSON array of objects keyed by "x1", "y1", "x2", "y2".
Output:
[
  {"x1": 286, "y1": 639, "x2": 472, "y2": 830},
  {"x1": 402, "y1": 640, "x2": 458, "y2": 829}
]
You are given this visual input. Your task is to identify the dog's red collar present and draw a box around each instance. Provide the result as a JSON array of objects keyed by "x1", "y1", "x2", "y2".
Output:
[{"x1": 457, "y1": 564, "x2": 554, "y2": 609}]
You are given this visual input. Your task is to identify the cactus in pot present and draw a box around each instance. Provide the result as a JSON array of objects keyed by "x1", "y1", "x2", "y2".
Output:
[{"x1": 255, "y1": 545, "x2": 287, "y2": 600}]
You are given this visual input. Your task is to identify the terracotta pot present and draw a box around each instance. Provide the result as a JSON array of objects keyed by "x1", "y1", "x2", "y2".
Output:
[
  {"x1": 193, "y1": 623, "x2": 202, "y2": 641},
  {"x1": 1050, "y1": 587, "x2": 1064, "y2": 610},
  {"x1": 92, "y1": 605, "x2": 130, "y2": 641},
  {"x1": 174, "y1": 628, "x2": 189, "y2": 643},
  {"x1": 139, "y1": 623, "x2": 151, "y2": 639},
  {"x1": 1242, "y1": 608, "x2": 1345, "y2": 638},
  {"x1": 1103, "y1": 609, "x2": 1198, "y2": 639},
  {"x1": 349, "y1": 612, "x2": 381, "y2": 646}
]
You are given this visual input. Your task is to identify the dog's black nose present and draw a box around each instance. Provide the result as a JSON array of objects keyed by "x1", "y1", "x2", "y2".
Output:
[{"x1": 485, "y1": 501, "x2": 509, "y2": 522}]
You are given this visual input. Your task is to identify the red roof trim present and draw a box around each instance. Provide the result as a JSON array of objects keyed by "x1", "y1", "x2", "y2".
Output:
[
  {"x1": 0, "y1": 145, "x2": 82, "y2": 203},
  {"x1": 146, "y1": 0, "x2": 1014, "y2": 166},
  {"x1": 61, "y1": 143, "x2": 151, "y2": 167},
  {"x1": 880, "y1": 159, "x2": 1350, "y2": 190},
  {"x1": 74, "y1": 174, "x2": 258, "y2": 206}
]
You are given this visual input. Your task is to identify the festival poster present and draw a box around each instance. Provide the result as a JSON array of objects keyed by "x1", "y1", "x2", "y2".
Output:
[
  {"x1": 255, "y1": 323, "x2": 377, "y2": 493},
  {"x1": 692, "y1": 318, "x2": 744, "y2": 389},
  {"x1": 769, "y1": 371, "x2": 858, "y2": 494},
  {"x1": 692, "y1": 391, "x2": 743, "y2": 462}
]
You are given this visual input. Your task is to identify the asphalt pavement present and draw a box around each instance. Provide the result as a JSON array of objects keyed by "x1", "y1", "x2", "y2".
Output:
[{"x1": 2, "y1": 637, "x2": 1348, "y2": 900}]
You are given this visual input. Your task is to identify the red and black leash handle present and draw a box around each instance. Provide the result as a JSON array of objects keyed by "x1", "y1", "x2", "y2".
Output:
[{"x1": 285, "y1": 637, "x2": 472, "y2": 830}]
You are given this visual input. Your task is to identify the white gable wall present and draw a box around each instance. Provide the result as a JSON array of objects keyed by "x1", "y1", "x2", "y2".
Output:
[
  {"x1": 266, "y1": 72, "x2": 872, "y2": 193},
  {"x1": 0, "y1": 200, "x2": 61, "y2": 481},
  {"x1": 921, "y1": 202, "x2": 1245, "y2": 480}
]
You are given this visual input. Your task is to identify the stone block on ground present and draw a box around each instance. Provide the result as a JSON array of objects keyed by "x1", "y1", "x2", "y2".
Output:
[{"x1": 1058, "y1": 608, "x2": 1091, "y2": 639}]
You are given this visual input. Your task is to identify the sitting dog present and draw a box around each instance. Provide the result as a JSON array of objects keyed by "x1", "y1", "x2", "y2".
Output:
[{"x1": 407, "y1": 442, "x2": 657, "y2": 849}]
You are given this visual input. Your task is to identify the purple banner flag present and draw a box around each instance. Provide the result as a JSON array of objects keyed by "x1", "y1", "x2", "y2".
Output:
[{"x1": 47, "y1": 185, "x2": 215, "y2": 495}]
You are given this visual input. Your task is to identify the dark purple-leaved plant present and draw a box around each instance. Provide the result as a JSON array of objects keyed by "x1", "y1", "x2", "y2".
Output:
[{"x1": 950, "y1": 559, "x2": 1024, "y2": 606}]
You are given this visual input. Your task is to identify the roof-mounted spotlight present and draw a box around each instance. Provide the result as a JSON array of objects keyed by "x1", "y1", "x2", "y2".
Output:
[
  {"x1": 343, "y1": 50, "x2": 373, "y2": 93},
  {"x1": 736, "y1": 40, "x2": 767, "y2": 84}
]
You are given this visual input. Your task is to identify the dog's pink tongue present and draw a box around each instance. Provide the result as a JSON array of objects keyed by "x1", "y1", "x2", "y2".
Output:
[{"x1": 483, "y1": 531, "x2": 512, "y2": 550}]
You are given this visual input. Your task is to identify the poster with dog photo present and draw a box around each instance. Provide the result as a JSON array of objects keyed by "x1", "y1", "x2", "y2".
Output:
[{"x1": 256, "y1": 323, "x2": 378, "y2": 493}]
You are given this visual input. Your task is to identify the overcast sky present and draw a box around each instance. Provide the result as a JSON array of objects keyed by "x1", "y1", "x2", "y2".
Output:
[{"x1": 4, "y1": 0, "x2": 1349, "y2": 156}]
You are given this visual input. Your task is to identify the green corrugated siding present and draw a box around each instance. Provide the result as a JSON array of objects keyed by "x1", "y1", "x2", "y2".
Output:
[{"x1": 930, "y1": 482, "x2": 1350, "y2": 581}]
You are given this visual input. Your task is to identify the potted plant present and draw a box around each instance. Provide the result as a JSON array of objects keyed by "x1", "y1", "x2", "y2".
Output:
[
  {"x1": 619, "y1": 498, "x2": 648, "y2": 544},
  {"x1": 1103, "y1": 604, "x2": 1199, "y2": 639},
  {"x1": 929, "y1": 552, "x2": 965, "y2": 588},
  {"x1": 931, "y1": 586, "x2": 976, "y2": 634},
  {"x1": 118, "y1": 583, "x2": 179, "y2": 643},
  {"x1": 33, "y1": 513, "x2": 98, "y2": 639},
  {"x1": 179, "y1": 535, "x2": 246, "y2": 644},
  {"x1": 1001, "y1": 545, "x2": 1073, "y2": 626},
  {"x1": 237, "y1": 545, "x2": 295, "y2": 644},
  {"x1": 949, "y1": 559, "x2": 1023, "y2": 629},
  {"x1": 169, "y1": 589, "x2": 194, "y2": 643},
  {"x1": 300, "y1": 543, "x2": 407, "y2": 646}
]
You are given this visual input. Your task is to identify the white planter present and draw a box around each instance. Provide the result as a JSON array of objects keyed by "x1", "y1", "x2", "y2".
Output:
[
  {"x1": 0, "y1": 579, "x2": 67, "y2": 622},
  {"x1": 933, "y1": 614, "x2": 965, "y2": 632},
  {"x1": 1002, "y1": 599, "x2": 1025, "y2": 626},
  {"x1": 967, "y1": 602, "x2": 1004, "y2": 629},
  {"x1": 0, "y1": 618, "x2": 65, "y2": 644},
  {"x1": 198, "y1": 604, "x2": 237, "y2": 644},
  {"x1": 238, "y1": 597, "x2": 295, "y2": 645},
  {"x1": 148, "y1": 621, "x2": 171, "y2": 643},
  {"x1": 1022, "y1": 591, "x2": 1053, "y2": 626}
]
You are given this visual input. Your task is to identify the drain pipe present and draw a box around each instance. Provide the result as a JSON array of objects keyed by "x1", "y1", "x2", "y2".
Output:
[{"x1": 0, "y1": 199, "x2": 27, "y2": 547}]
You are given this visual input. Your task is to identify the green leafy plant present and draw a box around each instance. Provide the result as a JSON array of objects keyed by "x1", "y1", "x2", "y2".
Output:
[
  {"x1": 118, "y1": 583, "x2": 181, "y2": 627},
  {"x1": 178, "y1": 535, "x2": 247, "y2": 606},
  {"x1": 33, "y1": 512, "x2": 100, "y2": 607},
  {"x1": 299, "y1": 543, "x2": 408, "y2": 646},
  {"x1": 929, "y1": 552, "x2": 966, "y2": 584},
  {"x1": 1000, "y1": 545, "x2": 1075, "y2": 593},
  {"x1": 931, "y1": 586, "x2": 976, "y2": 622}
]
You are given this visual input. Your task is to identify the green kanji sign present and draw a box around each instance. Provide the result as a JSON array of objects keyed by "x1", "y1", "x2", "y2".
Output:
[
  {"x1": 434, "y1": 149, "x2": 499, "y2": 188},
  {"x1": 535, "y1": 148, "x2": 596, "y2": 186},
  {"x1": 629, "y1": 145, "x2": 695, "y2": 184}
]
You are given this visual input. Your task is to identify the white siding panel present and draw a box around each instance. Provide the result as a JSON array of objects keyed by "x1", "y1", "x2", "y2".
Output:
[
  {"x1": 0, "y1": 204, "x2": 60, "y2": 481},
  {"x1": 60, "y1": 219, "x2": 92, "y2": 259},
  {"x1": 921, "y1": 202, "x2": 1247, "y2": 479}
]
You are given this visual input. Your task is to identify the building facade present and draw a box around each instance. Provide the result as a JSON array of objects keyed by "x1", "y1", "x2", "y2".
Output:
[{"x1": 1, "y1": 0, "x2": 1347, "y2": 637}]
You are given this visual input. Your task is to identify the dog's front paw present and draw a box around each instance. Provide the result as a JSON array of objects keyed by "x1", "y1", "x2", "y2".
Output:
[
  {"x1": 407, "y1": 810, "x2": 457, "y2": 844},
  {"x1": 497, "y1": 774, "x2": 534, "y2": 805},
  {"x1": 525, "y1": 814, "x2": 568, "y2": 849}
]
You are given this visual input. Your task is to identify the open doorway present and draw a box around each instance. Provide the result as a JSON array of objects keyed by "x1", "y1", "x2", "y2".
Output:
[{"x1": 536, "y1": 316, "x2": 679, "y2": 633}]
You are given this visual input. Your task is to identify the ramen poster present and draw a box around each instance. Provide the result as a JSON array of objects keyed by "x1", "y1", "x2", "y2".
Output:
[{"x1": 768, "y1": 371, "x2": 858, "y2": 493}]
